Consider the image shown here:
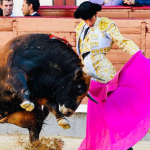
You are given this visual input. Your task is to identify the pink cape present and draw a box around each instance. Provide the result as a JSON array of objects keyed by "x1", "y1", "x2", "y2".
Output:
[{"x1": 78, "y1": 51, "x2": 150, "y2": 150}]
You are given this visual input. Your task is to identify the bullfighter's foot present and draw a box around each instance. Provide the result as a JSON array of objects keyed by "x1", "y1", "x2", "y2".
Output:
[
  {"x1": 127, "y1": 148, "x2": 133, "y2": 150},
  {"x1": 57, "y1": 118, "x2": 70, "y2": 129},
  {"x1": 20, "y1": 100, "x2": 35, "y2": 111}
]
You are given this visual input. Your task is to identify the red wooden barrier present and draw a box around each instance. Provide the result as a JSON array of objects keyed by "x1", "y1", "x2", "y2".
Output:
[
  {"x1": 54, "y1": 0, "x2": 75, "y2": 6},
  {"x1": 66, "y1": 0, "x2": 76, "y2": 6},
  {"x1": 54, "y1": 0, "x2": 64, "y2": 6}
]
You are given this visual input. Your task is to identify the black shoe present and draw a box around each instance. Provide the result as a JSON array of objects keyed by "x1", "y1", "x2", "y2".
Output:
[{"x1": 127, "y1": 147, "x2": 133, "y2": 150}]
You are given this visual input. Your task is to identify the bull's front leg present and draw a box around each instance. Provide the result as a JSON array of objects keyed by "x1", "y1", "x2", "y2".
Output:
[
  {"x1": 44, "y1": 101, "x2": 70, "y2": 129},
  {"x1": 7, "y1": 69, "x2": 34, "y2": 111}
]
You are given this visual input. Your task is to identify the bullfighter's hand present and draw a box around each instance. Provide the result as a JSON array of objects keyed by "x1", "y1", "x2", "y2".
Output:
[{"x1": 141, "y1": 50, "x2": 146, "y2": 56}]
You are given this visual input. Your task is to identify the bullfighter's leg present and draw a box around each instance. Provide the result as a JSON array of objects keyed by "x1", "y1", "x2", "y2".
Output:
[
  {"x1": 44, "y1": 101, "x2": 70, "y2": 129},
  {"x1": 7, "y1": 69, "x2": 34, "y2": 111},
  {"x1": 0, "y1": 109, "x2": 44, "y2": 142},
  {"x1": 127, "y1": 148, "x2": 133, "y2": 150}
]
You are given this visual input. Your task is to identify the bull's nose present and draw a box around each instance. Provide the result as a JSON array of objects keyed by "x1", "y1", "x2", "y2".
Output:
[
  {"x1": 59, "y1": 104, "x2": 75, "y2": 116},
  {"x1": 67, "y1": 111, "x2": 72, "y2": 116}
]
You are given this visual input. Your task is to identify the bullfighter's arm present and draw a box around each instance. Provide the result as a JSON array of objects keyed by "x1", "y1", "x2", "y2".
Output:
[{"x1": 105, "y1": 23, "x2": 140, "y2": 55}]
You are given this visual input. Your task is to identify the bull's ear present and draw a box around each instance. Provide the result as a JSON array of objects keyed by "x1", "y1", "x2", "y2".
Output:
[{"x1": 74, "y1": 68, "x2": 82, "y2": 80}]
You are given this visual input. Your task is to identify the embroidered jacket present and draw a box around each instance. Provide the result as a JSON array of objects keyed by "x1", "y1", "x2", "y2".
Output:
[{"x1": 75, "y1": 17, "x2": 140, "y2": 83}]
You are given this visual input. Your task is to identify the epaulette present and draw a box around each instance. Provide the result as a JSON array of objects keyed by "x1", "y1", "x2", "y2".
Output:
[
  {"x1": 75, "y1": 21, "x2": 85, "y2": 32},
  {"x1": 98, "y1": 17, "x2": 113, "y2": 32}
]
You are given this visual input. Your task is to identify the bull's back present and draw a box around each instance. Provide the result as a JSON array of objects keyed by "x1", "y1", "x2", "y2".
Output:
[
  {"x1": 0, "y1": 33, "x2": 81, "y2": 79},
  {"x1": 6, "y1": 33, "x2": 79, "y2": 74},
  {"x1": 0, "y1": 34, "x2": 49, "y2": 73}
]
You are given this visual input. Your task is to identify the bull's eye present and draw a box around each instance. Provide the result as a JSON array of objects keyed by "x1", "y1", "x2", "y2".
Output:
[
  {"x1": 77, "y1": 84, "x2": 83, "y2": 94},
  {"x1": 77, "y1": 85, "x2": 81, "y2": 89}
]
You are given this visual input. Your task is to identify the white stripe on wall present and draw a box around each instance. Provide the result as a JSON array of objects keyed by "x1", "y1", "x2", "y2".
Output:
[
  {"x1": 75, "y1": 104, "x2": 87, "y2": 113},
  {"x1": 76, "y1": 0, "x2": 88, "y2": 6}
]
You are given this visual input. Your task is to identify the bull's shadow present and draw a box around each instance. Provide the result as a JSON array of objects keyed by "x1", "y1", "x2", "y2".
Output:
[{"x1": 0, "y1": 34, "x2": 91, "y2": 142}]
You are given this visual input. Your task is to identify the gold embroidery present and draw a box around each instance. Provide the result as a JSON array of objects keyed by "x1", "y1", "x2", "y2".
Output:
[
  {"x1": 75, "y1": 21, "x2": 85, "y2": 32},
  {"x1": 90, "y1": 41, "x2": 99, "y2": 48},
  {"x1": 90, "y1": 34, "x2": 98, "y2": 40},
  {"x1": 102, "y1": 33, "x2": 105, "y2": 37},
  {"x1": 106, "y1": 24, "x2": 140, "y2": 55},
  {"x1": 91, "y1": 54, "x2": 116, "y2": 83},
  {"x1": 98, "y1": 17, "x2": 113, "y2": 32},
  {"x1": 84, "y1": 35, "x2": 89, "y2": 41},
  {"x1": 80, "y1": 46, "x2": 90, "y2": 54},
  {"x1": 91, "y1": 47, "x2": 111, "y2": 55},
  {"x1": 91, "y1": 28, "x2": 95, "y2": 31}
]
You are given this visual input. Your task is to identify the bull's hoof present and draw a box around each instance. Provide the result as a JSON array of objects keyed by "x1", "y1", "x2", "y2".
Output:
[
  {"x1": 25, "y1": 103, "x2": 35, "y2": 111},
  {"x1": 20, "y1": 101, "x2": 35, "y2": 111},
  {"x1": 57, "y1": 118, "x2": 71, "y2": 129}
]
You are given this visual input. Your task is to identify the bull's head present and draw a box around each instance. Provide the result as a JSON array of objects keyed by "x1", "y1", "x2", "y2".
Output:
[
  {"x1": 58, "y1": 67, "x2": 101, "y2": 117},
  {"x1": 57, "y1": 67, "x2": 90, "y2": 116}
]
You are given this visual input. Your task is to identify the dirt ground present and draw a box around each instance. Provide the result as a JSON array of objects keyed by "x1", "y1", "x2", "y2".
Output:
[
  {"x1": 0, "y1": 134, "x2": 149, "y2": 150},
  {"x1": 0, "y1": 134, "x2": 82, "y2": 150}
]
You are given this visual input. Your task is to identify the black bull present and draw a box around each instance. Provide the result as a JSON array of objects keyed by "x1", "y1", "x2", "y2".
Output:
[{"x1": 0, "y1": 34, "x2": 91, "y2": 141}]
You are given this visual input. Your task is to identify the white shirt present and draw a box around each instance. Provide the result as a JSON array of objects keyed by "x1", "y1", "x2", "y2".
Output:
[
  {"x1": 31, "y1": 12, "x2": 37, "y2": 16},
  {"x1": 10, "y1": 12, "x2": 15, "y2": 17}
]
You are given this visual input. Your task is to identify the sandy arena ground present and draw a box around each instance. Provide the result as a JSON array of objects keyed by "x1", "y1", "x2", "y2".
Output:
[{"x1": 0, "y1": 135, "x2": 149, "y2": 150}]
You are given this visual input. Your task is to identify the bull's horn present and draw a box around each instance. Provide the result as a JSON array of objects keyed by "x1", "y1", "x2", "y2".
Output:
[
  {"x1": 87, "y1": 92, "x2": 98, "y2": 104},
  {"x1": 82, "y1": 66, "x2": 105, "y2": 81}
]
